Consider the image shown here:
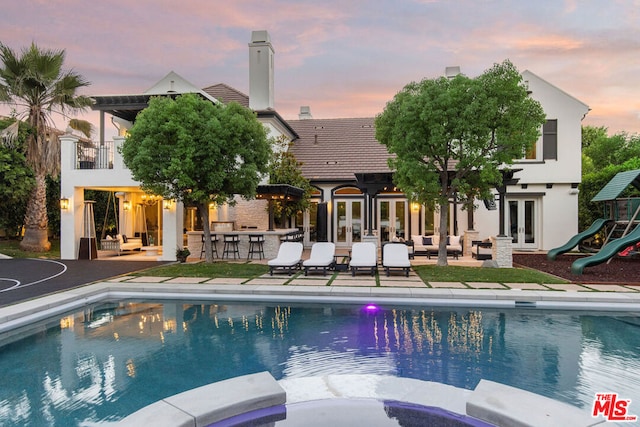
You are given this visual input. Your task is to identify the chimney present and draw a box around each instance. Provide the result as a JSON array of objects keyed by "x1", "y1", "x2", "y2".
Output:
[
  {"x1": 298, "y1": 106, "x2": 313, "y2": 120},
  {"x1": 445, "y1": 66, "x2": 461, "y2": 78},
  {"x1": 249, "y1": 30, "x2": 275, "y2": 110}
]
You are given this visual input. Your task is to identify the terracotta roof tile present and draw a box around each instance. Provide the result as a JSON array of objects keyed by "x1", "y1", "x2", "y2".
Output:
[
  {"x1": 288, "y1": 118, "x2": 392, "y2": 182},
  {"x1": 202, "y1": 83, "x2": 249, "y2": 107}
]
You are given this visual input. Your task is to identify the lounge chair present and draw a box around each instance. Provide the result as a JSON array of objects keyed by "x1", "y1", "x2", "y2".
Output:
[
  {"x1": 268, "y1": 242, "x2": 303, "y2": 275},
  {"x1": 349, "y1": 242, "x2": 377, "y2": 276},
  {"x1": 382, "y1": 243, "x2": 411, "y2": 277},
  {"x1": 303, "y1": 242, "x2": 336, "y2": 276}
]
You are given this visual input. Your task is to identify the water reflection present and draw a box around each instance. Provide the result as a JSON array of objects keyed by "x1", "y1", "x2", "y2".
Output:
[{"x1": 0, "y1": 302, "x2": 639, "y2": 426}]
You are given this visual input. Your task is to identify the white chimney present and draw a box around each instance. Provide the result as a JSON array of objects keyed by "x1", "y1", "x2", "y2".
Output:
[
  {"x1": 249, "y1": 30, "x2": 274, "y2": 110},
  {"x1": 298, "y1": 106, "x2": 313, "y2": 120},
  {"x1": 445, "y1": 66, "x2": 461, "y2": 78}
]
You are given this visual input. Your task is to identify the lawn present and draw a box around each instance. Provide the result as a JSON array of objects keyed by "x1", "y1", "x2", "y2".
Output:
[
  {"x1": 133, "y1": 260, "x2": 567, "y2": 284},
  {"x1": 0, "y1": 239, "x2": 61, "y2": 259}
]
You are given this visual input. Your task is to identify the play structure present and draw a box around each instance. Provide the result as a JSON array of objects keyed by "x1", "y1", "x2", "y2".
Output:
[{"x1": 547, "y1": 169, "x2": 640, "y2": 274}]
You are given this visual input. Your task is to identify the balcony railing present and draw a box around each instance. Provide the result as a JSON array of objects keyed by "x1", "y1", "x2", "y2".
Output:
[{"x1": 75, "y1": 141, "x2": 115, "y2": 169}]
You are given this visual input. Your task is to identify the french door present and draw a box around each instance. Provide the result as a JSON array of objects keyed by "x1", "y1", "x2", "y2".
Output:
[
  {"x1": 508, "y1": 198, "x2": 538, "y2": 250},
  {"x1": 334, "y1": 199, "x2": 363, "y2": 247},
  {"x1": 296, "y1": 201, "x2": 319, "y2": 247},
  {"x1": 378, "y1": 199, "x2": 408, "y2": 243}
]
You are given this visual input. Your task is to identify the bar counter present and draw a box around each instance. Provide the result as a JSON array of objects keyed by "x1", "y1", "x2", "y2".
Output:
[{"x1": 186, "y1": 229, "x2": 299, "y2": 260}]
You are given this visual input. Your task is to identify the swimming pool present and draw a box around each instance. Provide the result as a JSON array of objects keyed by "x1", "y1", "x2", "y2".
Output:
[{"x1": 1, "y1": 299, "x2": 639, "y2": 426}]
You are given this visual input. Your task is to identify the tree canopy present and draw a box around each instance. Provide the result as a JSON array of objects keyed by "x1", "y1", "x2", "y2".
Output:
[
  {"x1": 579, "y1": 125, "x2": 640, "y2": 233},
  {"x1": 375, "y1": 60, "x2": 545, "y2": 265},
  {"x1": 0, "y1": 42, "x2": 92, "y2": 251},
  {"x1": 121, "y1": 93, "x2": 272, "y2": 262}
]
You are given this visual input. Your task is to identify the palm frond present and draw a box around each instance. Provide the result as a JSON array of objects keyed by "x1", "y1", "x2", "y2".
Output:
[{"x1": 68, "y1": 118, "x2": 93, "y2": 138}]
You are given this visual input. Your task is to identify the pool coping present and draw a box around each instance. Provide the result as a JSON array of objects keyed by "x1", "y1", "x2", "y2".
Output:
[
  {"x1": 2, "y1": 280, "x2": 640, "y2": 337},
  {"x1": 118, "y1": 372, "x2": 607, "y2": 427}
]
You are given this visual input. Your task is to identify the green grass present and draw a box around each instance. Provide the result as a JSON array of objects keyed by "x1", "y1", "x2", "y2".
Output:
[
  {"x1": 413, "y1": 264, "x2": 568, "y2": 284},
  {"x1": 134, "y1": 260, "x2": 568, "y2": 284},
  {"x1": 137, "y1": 261, "x2": 270, "y2": 278},
  {"x1": 0, "y1": 239, "x2": 61, "y2": 259}
]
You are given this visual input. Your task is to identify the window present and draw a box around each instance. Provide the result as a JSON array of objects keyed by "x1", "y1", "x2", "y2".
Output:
[
  {"x1": 542, "y1": 119, "x2": 557, "y2": 160},
  {"x1": 523, "y1": 119, "x2": 557, "y2": 161}
]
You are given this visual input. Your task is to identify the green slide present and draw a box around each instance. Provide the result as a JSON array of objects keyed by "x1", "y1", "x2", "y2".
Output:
[
  {"x1": 547, "y1": 218, "x2": 611, "y2": 260},
  {"x1": 571, "y1": 225, "x2": 640, "y2": 274}
]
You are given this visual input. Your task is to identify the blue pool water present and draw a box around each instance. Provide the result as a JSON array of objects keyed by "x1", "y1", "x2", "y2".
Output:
[{"x1": 1, "y1": 300, "x2": 639, "y2": 426}]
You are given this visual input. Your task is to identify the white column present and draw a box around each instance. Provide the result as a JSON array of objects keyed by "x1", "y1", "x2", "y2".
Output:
[
  {"x1": 160, "y1": 200, "x2": 182, "y2": 261},
  {"x1": 60, "y1": 132, "x2": 81, "y2": 260}
]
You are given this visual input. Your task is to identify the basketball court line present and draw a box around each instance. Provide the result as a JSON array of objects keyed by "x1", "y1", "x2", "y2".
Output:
[{"x1": 0, "y1": 259, "x2": 68, "y2": 293}]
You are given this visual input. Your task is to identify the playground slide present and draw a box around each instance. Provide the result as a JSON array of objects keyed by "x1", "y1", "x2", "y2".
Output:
[
  {"x1": 547, "y1": 218, "x2": 611, "y2": 261},
  {"x1": 571, "y1": 225, "x2": 640, "y2": 274}
]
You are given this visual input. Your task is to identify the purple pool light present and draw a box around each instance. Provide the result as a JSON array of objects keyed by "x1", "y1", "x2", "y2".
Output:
[{"x1": 363, "y1": 304, "x2": 381, "y2": 313}]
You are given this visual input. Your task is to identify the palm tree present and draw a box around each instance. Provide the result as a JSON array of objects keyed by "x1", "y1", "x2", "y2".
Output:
[{"x1": 0, "y1": 42, "x2": 92, "y2": 251}]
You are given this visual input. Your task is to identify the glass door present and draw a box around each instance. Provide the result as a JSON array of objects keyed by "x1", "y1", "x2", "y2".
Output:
[
  {"x1": 335, "y1": 199, "x2": 363, "y2": 247},
  {"x1": 297, "y1": 201, "x2": 319, "y2": 247},
  {"x1": 378, "y1": 199, "x2": 408, "y2": 243},
  {"x1": 508, "y1": 199, "x2": 538, "y2": 250}
]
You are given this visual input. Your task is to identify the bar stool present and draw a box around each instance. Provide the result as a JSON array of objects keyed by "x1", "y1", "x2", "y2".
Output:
[
  {"x1": 200, "y1": 234, "x2": 219, "y2": 259},
  {"x1": 222, "y1": 234, "x2": 240, "y2": 259},
  {"x1": 247, "y1": 234, "x2": 265, "y2": 260}
]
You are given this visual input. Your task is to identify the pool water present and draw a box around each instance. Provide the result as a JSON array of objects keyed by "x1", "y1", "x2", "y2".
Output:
[{"x1": 0, "y1": 300, "x2": 639, "y2": 426}]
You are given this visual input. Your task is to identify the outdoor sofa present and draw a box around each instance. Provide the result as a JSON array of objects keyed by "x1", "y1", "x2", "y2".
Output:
[
  {"x1": 410, "y1": 234, "x2": 463, "y2": 259},
  {"x1": 100, "y1": 234, "x2": 143, "y2": 256}
]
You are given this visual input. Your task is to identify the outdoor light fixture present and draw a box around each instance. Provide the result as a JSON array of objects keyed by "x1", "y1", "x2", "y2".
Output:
[
  {"x1": 163, "y1": 199, "x2": 173, "y2": 210},
  {"x1": 411, "y1": 202, "x2": 420, "y2": 212},
  {"x1": 60, "y1": 197, "x2": 70, "y2": 210},
  {"x1": 123, "y1": 201, "x2": 131, "y2": 211}
]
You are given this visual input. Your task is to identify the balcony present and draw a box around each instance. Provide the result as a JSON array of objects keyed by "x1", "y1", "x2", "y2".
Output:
[{"x1": 75, "y1": 141, "x2": 115, "y2": 169}]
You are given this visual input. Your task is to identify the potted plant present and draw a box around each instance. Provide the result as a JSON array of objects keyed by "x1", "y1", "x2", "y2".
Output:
[{"x1": 176, "y1": 246, "x2": 190, "y2": 263}]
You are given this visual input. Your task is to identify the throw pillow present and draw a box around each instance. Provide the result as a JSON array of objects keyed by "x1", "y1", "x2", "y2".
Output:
[
  {"x1": 422, "y1": 236, "x2": 432, "y2": 245},
  {"x1": 122, "y1": 235, "x2": 128, "y2": 243}
]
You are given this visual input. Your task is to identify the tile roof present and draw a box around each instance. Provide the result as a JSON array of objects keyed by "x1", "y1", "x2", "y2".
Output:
[
  {"x1": 288, "y1": 117, "x2": 392, "y2": 182},
  {"x1": 202, "y1": 83, "x2": 249, "y2": 107}
]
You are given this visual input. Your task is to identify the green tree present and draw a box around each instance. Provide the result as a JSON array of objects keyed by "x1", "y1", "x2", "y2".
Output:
[
  {"x1": 0, "y1": 42, "x2": 92, "y2": 251},
  {"x1": 375, "y1": 60, "x2": 545, "y2": 265},
  {"x1": 268, "y1": 136, "x2": 312, "y2": 221},
  {"x1": 121, "y1": 94, "x2": 271, "y2": 262}
]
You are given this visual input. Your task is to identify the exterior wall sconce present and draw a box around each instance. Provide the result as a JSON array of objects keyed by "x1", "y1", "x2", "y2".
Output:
[
  {"x1": 411, "y1": 202, "x2": 420, "y2": 212},
  {"x1": 60, "y1": 197, "x2": 70, "y2": 210},
  {"x1": 163, "y1": 199, "x2": 173, "y2": 210},
  {"x1": 123, "y1": 201, "x2": 131, "y2": 211}
]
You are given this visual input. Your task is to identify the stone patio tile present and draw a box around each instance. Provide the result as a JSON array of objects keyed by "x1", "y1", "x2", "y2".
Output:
[
  {"x1": 544, "y1": 283, "x2": 592, "y2": 292},
  {"x1": 624, "y1": 285, "x2": 640, "y2": 292},
  {"x1": 465, "y1": 282, "x2": 508, "y2": 290},
  {"x1": 245, "y1": 278, "x2": 290, "y2": 286},
  {"x1": 125, "y1": 276, "x2": 172, "y2": 283},
  {"x1": 379, "y1": 279, "x2": 426, "y2": 287},
  {"x1": 203, "y1": 278, "x2": 247, "y2": 285},
  {"x1": 427, "y1": 281, "x2": 468, "y2": 289},
  {"x1": 379, "y1": 273, "x2": 421, "y2": 281},
  {"x1": 288, "y1": 279, "x2": 330, "y2": 286},
  {"x1": 583, "y1": 284, "x2": 638, "y2": 292},
  {"x1": 164, "y1": 277, "x2": 208, "y2": 284},
  {"x1": 504, "y1": 282, "x2": 550, "y2": 291},
  {"x1": 106, "y1": 276, "x2": 136, "y2": 282},
  {"x1": 331, "y1": 279, "x2": 375, "y2": 287}
]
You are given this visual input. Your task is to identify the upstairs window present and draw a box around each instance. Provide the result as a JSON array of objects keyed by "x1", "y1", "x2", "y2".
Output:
[
  {"x1": 542, "y1": 119, "x2": 557, "y2": 160},
  {"x1": 523, "y1": 119, "x2": 557, "y2": 161}
]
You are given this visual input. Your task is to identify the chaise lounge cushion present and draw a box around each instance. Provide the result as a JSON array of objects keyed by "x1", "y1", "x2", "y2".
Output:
[
  {"x1": 349, "y1": 242, "x2": 377, "y2": 276},
  {"x1": 268, "y1": 242, "x2": 303, "y2": 275},
  {"x1": 382, "y1": 243, "x2": 411, "y2": 277},
  {"x1": 303, "y1": 242, "x2": 336, "y2": 275}
]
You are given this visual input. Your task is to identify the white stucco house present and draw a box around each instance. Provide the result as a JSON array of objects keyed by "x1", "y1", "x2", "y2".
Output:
[{"x1": 59, "y1": 30, "x2": 589, "y2": 261}]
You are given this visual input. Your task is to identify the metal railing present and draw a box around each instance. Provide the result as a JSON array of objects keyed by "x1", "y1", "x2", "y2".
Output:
[{"x1": 75, "y1": 141, "x2": 115, "y2": 169}]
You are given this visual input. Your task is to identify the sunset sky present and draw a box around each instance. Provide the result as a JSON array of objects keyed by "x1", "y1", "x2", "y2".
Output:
[{"x1": 1, "y1": 0, "x2": 639, "y2": 135}]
